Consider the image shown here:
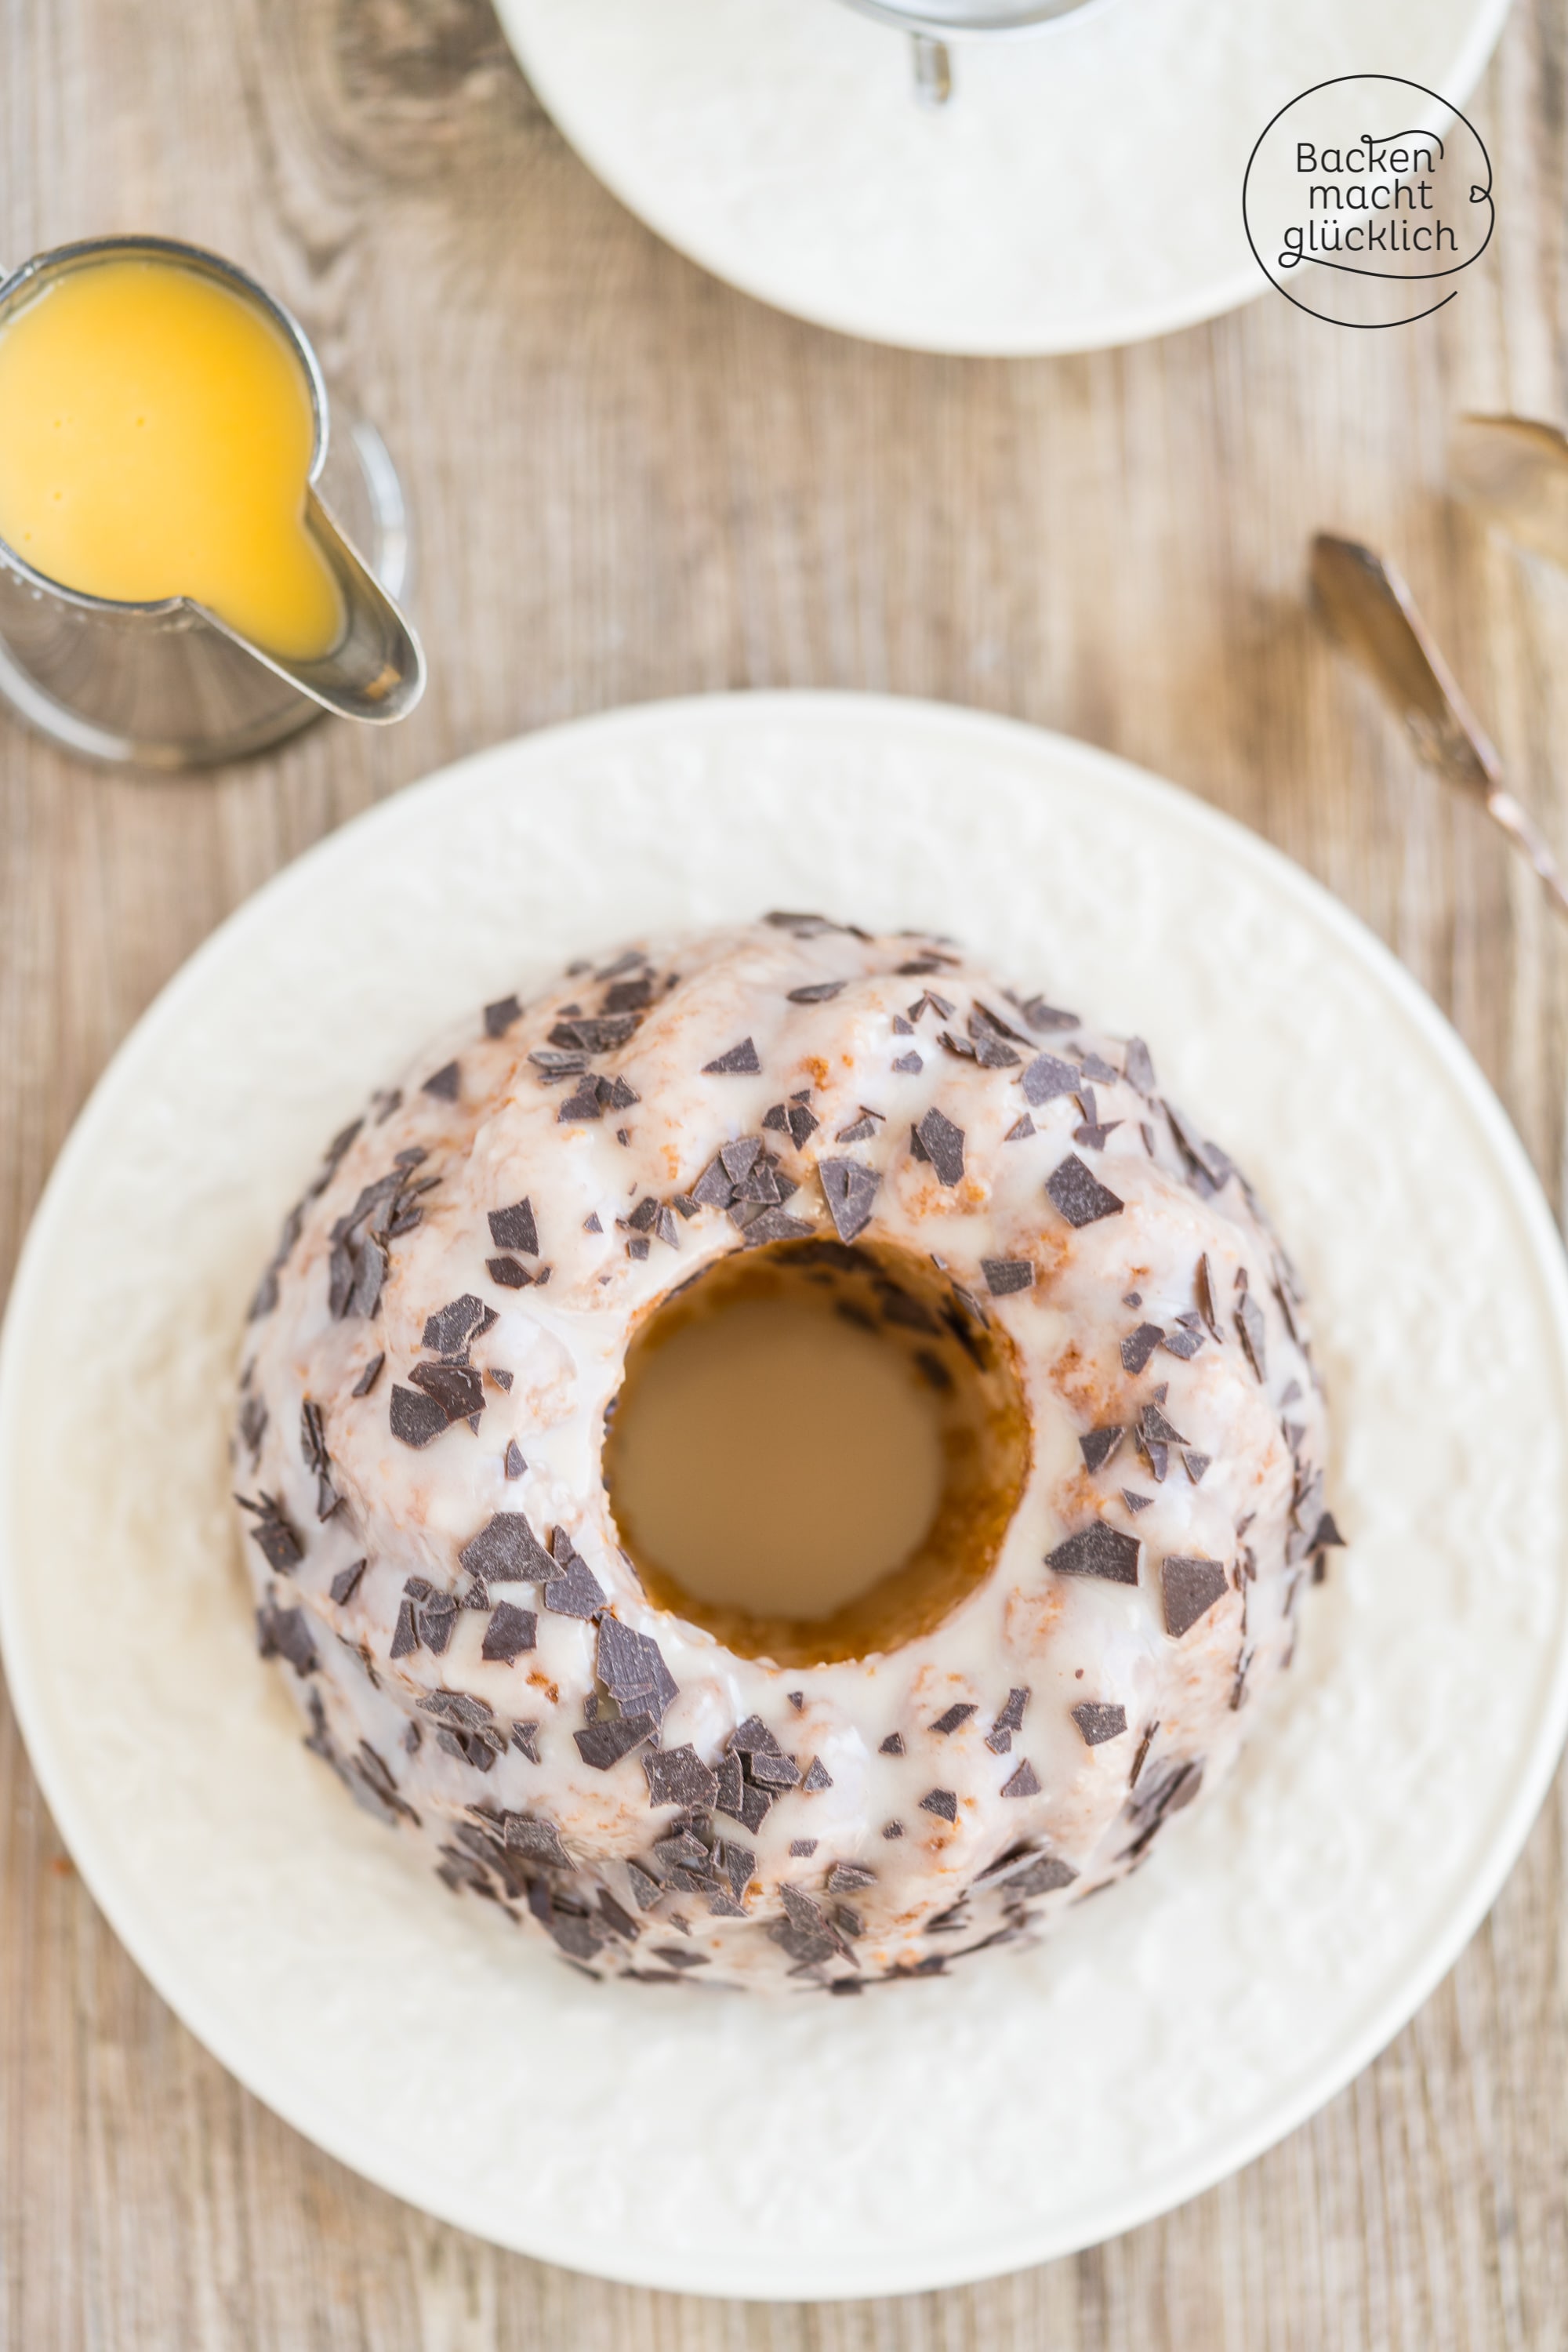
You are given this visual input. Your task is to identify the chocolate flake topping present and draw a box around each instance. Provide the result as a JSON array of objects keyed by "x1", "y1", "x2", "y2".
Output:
[
  {"x1": 488, "y1": 1256, "x2": 530, "y2": 1288},
  {"x1": 575, "y1": 1715, "x2": 657, "y2": 1770},
  {"x1": 818, "y1": 1158, "x2": 880, "y2": 1243},
  {"x1": 1071, "y1": 1702, "x2": 1128, "y2": 1746},
  {"x1": 511, "y1": 1722, "x2": 541, "y2": 1762},
  {"x1": 237, "y1": 1490, "x2": 304, "y2": 1573},
  {"x1": 913, "y1": 1108, "x2": 965, "y2": 1187},
  {"x1": 981, "y1": 1258, "x2": 1034, "y2": 1297},
  {"x1": 1017, "y1": 996, "x2": 1080, "y2": 1032},
  {"x1": 550, "y1": 1014, "x2": 641, "y2": 1054},
  {"x1": 1047, "y1": 1154, "x2": 1125, "y2": 1229},
  {"x1": 422, "y1": 1294, "x2": 490, "y2": 1353},
  {"x1": 739, "y1": 1207, "x2": 815, "y2": 1250},
  {"x1": 488, "y1": 1199, "x2": 539, "y2": 1256},
  {"x1": 1121, "y1": 1490, "x2": 1153, "y2": 1514},
  {"x1": 1124, "y1": 1037, "x2": 1156, "y2": 1093},
  {"x1": 1195, "y1": 1251, "x2": 1223, "y2": 1342},
  {"x1": 256, "y1": 1600, "x2": 318, "y2": 1677},
  {"x1": 644, "y1": 1745, "x2": 720, "y2": 1810},
  {"x1": 421, "y1": 1062, "x2": 460, "y2": 1102},
  {"x1": 391, "y1": 1577, "x2": 458, "y2": 1658},
  {"x1": 481, "y1": 1602, "x2": 537, "y2": 1664},
  {"x1": 459, "y1": 1511, "x2": 554, "y2": 1584},
  {"x1": 1047, "y1": 1523, "x2": 1142, "y2": 1585},
  {"x1": 1312, "y1": 1512, "x2": 1346, "y2": 1549},
  {"x1": 931, "y1": 1703, "x2": 978, "y2": 1736},
  {"x1": 879, "y1": 1731, "x2": 906, "y2": 1755},
  {"x1": 1120, "y1": 1322, "x2": 1163, "y2": 1374},
  {"x1": 1019, "y1": 1052, "x2": 1080, "y2": 1107},
  {"x1": 1236, "y1": 1291, "x2": 1269, "y2": 1382},
  {"x1": 329, "y1": 1559, "x2": 368, "y2": 1606},
  {"x1": 919, "y1": 1788, "x2": 958, "y2": 1823},
  {"x1": 543, "y1": 1530, "x2": 606, "y2": 1618},
  {"x1": 1079, "y1": 1425, "x2": 1124, "y2": 1473},
  {"x1": 787, "y1": 980, "x2": 847, "y2": 1003},
  {"x1": 1161, "y1": 1554, "x2": 1229, "y2": 1639},
  {"x1": 408, "y1": 1359, "x2": 485, "y2": 1424},
  {"x1": 1004, "y1": 1114, "x2": 1036, "y2": 1142},
  {"x1": 703, "y1": 1037, "x2": 761, "y2": 1075},
  {"x1": 827, "y1": 1863, "x2": 876, "y2": 1893},
  {"x1": 1000, "y1": 1759, "x2": 1041, "y2": 1798},
  {"x1": 985, "y1": 1686, "x2": 1030, "y2": 1754},
  {"x1": 801, "y1": 1756, "x2": 833, "y2": 1791},
  {"x1": 1182, "y1": 1451, "x2": 1210, "y2": 1485},
  {"x1": 351, "y1": 1352, "x2": 386, "y2": 1398},
  {"x1": 596, "y1": 1614, "x2": 678, "y2": 1722},
  {"x1": 892, "y1": 1051, "x2": 924, "y2": 1076}
]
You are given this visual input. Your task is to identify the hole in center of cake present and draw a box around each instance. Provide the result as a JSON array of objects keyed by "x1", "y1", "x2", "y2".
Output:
[{"x1": 604, "y1": 1238, "x2": 1030, "y2": 1667}]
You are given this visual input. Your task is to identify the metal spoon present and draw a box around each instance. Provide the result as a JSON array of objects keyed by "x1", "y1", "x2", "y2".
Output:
[
  {"x1": 1310, "y1": 532, "x2": 1568, "y2": 921},
  {"x1": 1450, "y1": 413, "x2": 1568, "y2": 571}
]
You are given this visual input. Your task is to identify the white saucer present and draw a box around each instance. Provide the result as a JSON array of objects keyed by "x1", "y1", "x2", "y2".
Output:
[
  {"x1": 2, "y1": 693, "x2": 1566, "y2": 2299},
  {"x1": 495, "y1": 0, "x2": 1512, "y2": 354}
]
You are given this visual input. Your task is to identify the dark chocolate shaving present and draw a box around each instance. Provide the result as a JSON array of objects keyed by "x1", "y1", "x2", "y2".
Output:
[
  {"x1": 238, "y1": 1492, "x2": 303, "y2": 1573},
  {"x1": 1047, "y1": 1154, "x2": 1124, "y2": 1229},
  {"x1": 930, "y1": 1703, "x2": 978, "y2": 1736},
  {"x1": 1161, "y1": 1555, "x2": 1229, "y2": 1639},
  {"x1": 543, "y1": 1530, "x2": 606, "y2": 1618},
  {"x1": 1079, "y1": 1425, "x2": 1124, "y2": 1473},
  {"x1": 481, "y1": 1602, "x2": 537, "y2": 1664},
  {"x1": 1019, "y1": 1052, "x2": 1080, "y2": 1107},
  {"x1": 879, "y1": 1732, "x2": 906, "y2": 1756},
  {"x1": 1016, "y1": 996, "x2": 1080, "y2": 1033},
  {"x1": 484, "y1": 994, "x2": 521, "y2": 1038},
  {"x1": 1047, "y1": 1523, "x2": 1142, "y2": 1584},
  {"x1": 643, "y1": 1744, "x2": 720, "y2": 1809},
  {"x1": 421, "y1": 1062, "x2": 460, "y2": 1102},
  {"x1": 459, "y1": 1511, "x2": 553, "y2": 1584},
  {"x1": 256, "y1": 1602, "x2": 317, "y2": 1677},
  {"x1": 1120, "y1": 1322, "x2": 1163, "y2": 1374},
  {"x1": 985, "y1": 1689, "x2": 1029, "y2": 1757},
  {"x1": 1235, "y1": 1293, "x2": 1269, "y2": 1381},
  {"x1": 596, "y1": 1614, "x2": 678, "y2": 1722},
  {"x1": 919, "y1": 1788, "x2": 958, "y2": 1823},
  {"x1": 703, "y1": 1038, "x2": 761, "y2": 1075},
  {"x1": 574, "y1": 1715, "x2": 657, "y2": 1770},
  {"x1": 1000, "y1": 1759, "x2": 1041, "y2": 1798},
  {"x1": 487, "y1": 1198, "x2": 539, "y2": 1256},
  {"x1": 818, "y1": 1158, "x2": 880, "y2": 1243},
  {"x1": 787, "y1": 980, "x2": 847, "y2": 1003},
  {"x1": 351, "y1": 1352, "x2": 385, "y2": 1399},
  {"x1": 981, "y1": 1258, "x2": 1034, "y2": 1297},
  {"x1": 1124, "y1": 1037, "x2": 1156, "y2": 1093},
  {"x1": 913, "y1": 1108, "x2": 965, "y2": 1187},
  {"x1": 408, "y1": 1360, "x2": 484, "y2": 1424},
  {"x1": 329, "y1": 1559, "x2": 367, "y2": 1606},
  {"x1": 421, "y1": 1294, "x2": 489, "y2": 1354},
  {"x1": 1071, "y1": 1702, "x2": 1128, "y2": 1746},
  {"x1": 800, "y1": 1756, "x2": 833, "y2": 1791}
]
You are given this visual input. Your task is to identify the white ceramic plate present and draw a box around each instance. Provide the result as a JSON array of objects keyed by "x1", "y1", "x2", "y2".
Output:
[
  {"x1": 2, "y1": 692, "x2": 1566, "y2": 2299},
  {"x1": 495, "y1": 0, "x2": 1512, "y2": 356}
]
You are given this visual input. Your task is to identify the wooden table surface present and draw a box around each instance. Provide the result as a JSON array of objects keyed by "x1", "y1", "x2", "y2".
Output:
[{"x1": 3, "y1": 2, "x2": 1568, "y2": 2343}]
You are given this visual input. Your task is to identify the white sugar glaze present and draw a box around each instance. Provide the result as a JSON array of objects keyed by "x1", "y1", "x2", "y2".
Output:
[{"x1": 235, "y1": 916, "x2": 1329, "y2": 1991}]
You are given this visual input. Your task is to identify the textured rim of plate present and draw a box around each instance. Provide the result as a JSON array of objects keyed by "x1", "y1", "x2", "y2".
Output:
[
  {"x1": 2, "y1": 691, "x2": 1567, "y2": 2296},
  {"x1": 493, "y1": 0, "x2": 1515, "y2": 356}
]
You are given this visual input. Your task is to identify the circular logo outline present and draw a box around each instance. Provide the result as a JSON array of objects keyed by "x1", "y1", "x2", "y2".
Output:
[{"x1": 1242, "y1": 74, "x2": 1495, "y2": 330}]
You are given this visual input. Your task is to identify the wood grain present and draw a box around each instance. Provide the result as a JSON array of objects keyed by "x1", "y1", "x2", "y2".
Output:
[{"x1": 3, "y1": 0, "x2": 1568, "y2": 2342}]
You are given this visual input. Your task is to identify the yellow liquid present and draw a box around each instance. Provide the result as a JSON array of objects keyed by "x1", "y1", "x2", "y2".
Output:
[{"x1": 0, "y1": 257, "x2": 343, "y2": 660}]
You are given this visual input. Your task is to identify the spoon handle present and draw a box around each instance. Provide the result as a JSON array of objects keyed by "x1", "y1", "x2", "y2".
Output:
[{"x1": 1486, "y1": 789, "x2": 1568, "y2": 922}]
